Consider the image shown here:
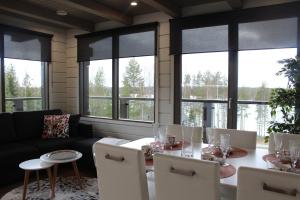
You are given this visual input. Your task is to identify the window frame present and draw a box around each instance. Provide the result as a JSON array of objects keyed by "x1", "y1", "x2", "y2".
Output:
[
  {"x1": 78, "y1": 23, "x2": 158, "y2": 123},
  {"x1": 172, "y1": 2, "x2": 300, "y2": 128},
  {"x1": 0, "y1": 25, "x2": 51, "y2": 112}
]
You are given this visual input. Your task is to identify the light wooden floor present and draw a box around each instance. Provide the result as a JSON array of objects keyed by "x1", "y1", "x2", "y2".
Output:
[{"x1": 0, "y1": 165, "x2": 97, "y2": 198}]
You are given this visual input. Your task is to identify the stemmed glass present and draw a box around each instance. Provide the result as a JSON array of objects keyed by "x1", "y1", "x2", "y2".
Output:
[
  {"x1": 220, "y1": 134, "x2": 230, "y2": 163},
  {"x1": 152, "y1": 123, "x2": 165, "y2": 153},
  {"x1": 273, "y1": 134, "x2": 283, "y2": 158},
  {"x1": 289, "y1": 140, "x2": 300, "y2": 172},
  {"x1": 206, "y1": 128, "x2": 215, "y2": 153}
]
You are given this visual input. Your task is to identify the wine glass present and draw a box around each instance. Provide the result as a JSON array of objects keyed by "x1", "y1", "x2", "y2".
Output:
[
  {"x1": 206, "y1": 128, "x2": 215, "y2": 152},
  {"x1": 273, "y1": 134, "x2": 283, "y2": 158},
  {"x1": 289, "y1": 140, "x2": 300, "y2": 171},
  {"x1": 220, "y1": 134, "x2": 230, "y2": 162}
]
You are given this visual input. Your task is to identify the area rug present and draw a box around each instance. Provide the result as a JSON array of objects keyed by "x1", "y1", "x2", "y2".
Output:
[{"x1": 1, "y1": 177, "x2": 99, "y2": 200}]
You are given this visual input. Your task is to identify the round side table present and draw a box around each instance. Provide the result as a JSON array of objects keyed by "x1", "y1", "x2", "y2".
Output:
[{"x1": 19, "y1": 159, "x2": 54, "y2": 200}]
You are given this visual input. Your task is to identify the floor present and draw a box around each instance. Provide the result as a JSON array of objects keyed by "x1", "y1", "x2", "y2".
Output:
[{"x1": 0, "y1": 164, "x2": 97, "y2": 198}]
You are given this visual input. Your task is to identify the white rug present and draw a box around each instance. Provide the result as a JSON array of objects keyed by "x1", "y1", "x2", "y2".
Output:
[{"x1": 1, "y1": 177, "x2": 99, "y2": 200}]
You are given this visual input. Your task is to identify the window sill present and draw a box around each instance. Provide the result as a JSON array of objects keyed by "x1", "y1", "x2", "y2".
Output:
[{"x1": 80, "y1": 116, "x2": 154, "y2": 128}]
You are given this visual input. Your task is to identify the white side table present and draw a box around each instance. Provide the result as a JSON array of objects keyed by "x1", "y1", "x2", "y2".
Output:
[
  {"x1": 19, "y1": 159, "x2": 54, "y2": 200},
  {"x1": 40, "y1": 150, "x2": 83, "y2": 195}
]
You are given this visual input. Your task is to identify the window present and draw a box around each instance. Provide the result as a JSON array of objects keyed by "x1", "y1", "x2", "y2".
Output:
[
  {"x1": 78, "y1": 23, "x2": 157, "y2": 122},
  {"x1": 1, "y1": 27, "x2": 51, "y2": 112},
  {"x1": 172, "y1": 3, "x2": 300, "y2": 145}
]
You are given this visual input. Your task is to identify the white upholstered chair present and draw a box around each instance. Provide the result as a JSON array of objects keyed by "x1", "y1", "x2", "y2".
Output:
[
  {"x1": 268, "y1": 133, "x2": 300, "y2": 153},
  {"x1": 166, "y1": 124, "x2": 203, "y2": 143},
  {"x1": 237, "y1": 167, "x2": 300, "y2": 200},
  {"x1": 206, "y1": 128, "x2": 257, "y2": 149},
  {"x1": 93, "y1": 142, "x2": 153, "y2": 200},
  {"x1": 154, "y1": 153, "x2": 220, "y2": 200}
]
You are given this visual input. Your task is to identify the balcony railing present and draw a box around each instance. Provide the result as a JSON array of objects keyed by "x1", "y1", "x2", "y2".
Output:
[
  {"x1": 5, "y1": 97, "x2": 42, "y2": 112},
  {"x1": 88, "y1": 96, "x2": 154, "y2": 120}
]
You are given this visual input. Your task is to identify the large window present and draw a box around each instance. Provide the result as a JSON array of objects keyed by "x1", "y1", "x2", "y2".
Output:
[
  {"x1": 172, "y1": 3, "x2": 300, "y2": 145},
  {"x1": 78, "y1": 23, "x2": 157, "y2": 122},
  {"x1": 1, "y1": 27, "x2": 51, "y2": 112}
]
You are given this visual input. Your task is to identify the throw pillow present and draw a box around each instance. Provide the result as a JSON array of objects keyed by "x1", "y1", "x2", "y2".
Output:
[{"x1": 42, "y1": 114, "x2": 70, "y2": 139}]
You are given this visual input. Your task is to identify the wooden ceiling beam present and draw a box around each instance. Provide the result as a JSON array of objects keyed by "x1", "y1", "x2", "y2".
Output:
[
  {"x1": 54, "y1": 0, "x2": 133, "y2": 25},
  {"x1": 140, "y1": 0, "x2": 181, "y2": 17},
  {"x1": 0, "y1": 0, "x2": 95, "y2": 31},
  {"x1": 226, "y1": 0, "x2": 243, "y2": 9}
]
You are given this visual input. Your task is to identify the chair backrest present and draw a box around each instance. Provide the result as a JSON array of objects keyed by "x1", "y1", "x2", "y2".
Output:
[
  {"x1": 207, "y1": 128, "x2": 257, "y2": 149},
  {"x1": 167, "y1": 124, "x2": 203, "y2": 143},
  {"x1": 93, "y1": 142, "x2": 149, "y2": 200},
  {"x1": 237, "y1": 167, "x2": 300, "y2": 200},
  {"x1": 154, "y1": 153, "x2": 220, "y2": 200},
  {"x1": 268, "y1": 133, "x2": 300, "y2": 153}
]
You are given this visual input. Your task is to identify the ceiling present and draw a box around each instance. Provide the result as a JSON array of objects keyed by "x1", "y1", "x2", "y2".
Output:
[{"x1": 0, "y1": 0, "x2": 297, "y2": 31}]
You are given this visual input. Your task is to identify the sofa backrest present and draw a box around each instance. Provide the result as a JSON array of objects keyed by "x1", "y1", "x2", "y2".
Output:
[
  {"x1": 13, "y1": 109, "x2": 62, "y2": 140},
  {"x1": 0, "y1": 113, "x2": 16, "y2": 144}
]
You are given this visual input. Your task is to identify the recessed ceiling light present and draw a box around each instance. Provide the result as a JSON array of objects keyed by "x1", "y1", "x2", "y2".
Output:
[
  {"x1": 130, "y1": 1, "x2": 138, "y2": 6},
  {"x1": 56, "y1": 10, "x2": 68, "y2": 16}
]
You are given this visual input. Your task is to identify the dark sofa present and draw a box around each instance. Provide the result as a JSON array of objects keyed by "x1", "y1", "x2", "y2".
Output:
[{"x1": 0, "y1": 109, "x2": 101, "y2": 186}]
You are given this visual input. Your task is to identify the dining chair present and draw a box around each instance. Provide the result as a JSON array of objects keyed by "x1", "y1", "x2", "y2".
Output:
[
  {"x1": 268, "y1": 133, "x2": 300, "y2": 153},
  {"x1": 206, "y1": 128, "x2": 257, "y2": 149},
  {"x1": 167, "y1": 124, "x2": 203, "y2": 143},
  {"x1": 93, "y1": 142, "x2": 153, "y2": 200},
  {"x1": 237, "y1": 167, "x2": 300, "y2": 200},
  {"x1": 154, "y1": 153, "x2": 220, "y2": 200}
]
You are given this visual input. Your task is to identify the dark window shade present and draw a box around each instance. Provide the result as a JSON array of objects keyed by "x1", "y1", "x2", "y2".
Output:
[
  {"x1": 182, "y1": 25, "x2": 228, "y2": 54},
  {"x1": 77, "y1": 36, "x2": 112, "y2": 62},
  {"x1": 119, "y1": 31, "x2": 155, "y2": 58},
  {"x1": 239, "y1": 18, "x2": 298, "y2": 51},
  {"x1": 4, "y1": 31, "x2": 51, "y2": 61}
]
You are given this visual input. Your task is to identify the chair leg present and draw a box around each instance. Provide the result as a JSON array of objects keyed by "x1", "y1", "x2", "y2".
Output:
[
  {"x1": 22, "y1": 170, "x2": 30, "y2": 200},
  {"x1": 72, "y1": 161, "x2": 82, "y2": 189},
  {"x1": 47, "y1": 168, "x2": 55, "y2": 198}
]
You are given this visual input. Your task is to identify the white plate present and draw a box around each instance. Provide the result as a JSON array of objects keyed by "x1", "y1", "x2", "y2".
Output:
[{"x1": 47, "y1": 150, "x2": 78, "y2": 160}]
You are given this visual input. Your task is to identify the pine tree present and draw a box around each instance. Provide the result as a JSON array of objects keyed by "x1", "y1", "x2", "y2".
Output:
[
  {"x1": 22, "y1": 72, "x2": 35, "y2": 110},
  {"x1": 122, "y1": 58, "x2": 145, "y2": 97},
  {"x1": 5, "y1": 65, "x2": 19, "y2": 98}
]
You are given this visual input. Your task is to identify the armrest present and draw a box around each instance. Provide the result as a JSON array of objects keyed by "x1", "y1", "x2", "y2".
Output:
[{"x1": 78, "y1": 123, "x2": 93, "y2": 138}]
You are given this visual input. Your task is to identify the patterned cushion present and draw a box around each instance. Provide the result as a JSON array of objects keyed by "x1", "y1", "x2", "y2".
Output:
[{"x1": 42, "y1": 115, "x2": 70, "y2": 139}]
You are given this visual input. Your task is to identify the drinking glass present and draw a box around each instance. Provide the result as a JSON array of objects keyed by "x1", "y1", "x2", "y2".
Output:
[
  {"x1": 220, "y1": 134, "x2": 230, "y2": 161},
  {"x1": 206, "y1": 128, "x2": 215, "y2": 152},
  {"x1": 273, "y1": 134, "x2": 283, "y2": 158},
  {"x1": 151, "y1": 123, "x2": 165, "y2": 153},
  {"x1": 181, "y1": 121, "x2": 194, "y2": 157},
  {"x1": 289, "y1": 140, "x2": 300, "y2": 171}
]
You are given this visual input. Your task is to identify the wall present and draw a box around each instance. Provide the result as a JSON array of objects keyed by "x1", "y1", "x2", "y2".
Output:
[{"x1": 0, "y1": 14, "x2": 67, "y2": 112}]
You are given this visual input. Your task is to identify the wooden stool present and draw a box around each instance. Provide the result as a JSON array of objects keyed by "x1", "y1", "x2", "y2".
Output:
[{"x1": 19, "y1": 159, "x2": 54, "y2": 200}]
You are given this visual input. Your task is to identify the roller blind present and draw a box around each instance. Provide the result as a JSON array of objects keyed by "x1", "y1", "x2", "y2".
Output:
[
  {"x1": 4, "y1": 30, "x2": 52, "y2": 61},
  {"x1": 119, "y1": 31, "x2": 155, "y2": 58},
  {"x1": 239, "y1": 18, "x2": 298, "y2": 50},
  {"x1": 77, "y1": 36, "x2": 112, "y2": 62},
  {"x1": 182, "y1": 25, "x2": 228, "y2": 54}
]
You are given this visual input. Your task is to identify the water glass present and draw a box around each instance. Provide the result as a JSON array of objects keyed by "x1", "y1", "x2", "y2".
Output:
[
  {"x1": 289, "y1": 140, "x2": 300, "y2": 171},
  {"x1": 206, "y1": 128, "x2": 215, "y2": 151},
  {"x1": 181, "y1": 122, "x2": 194, "y2": 157},
  {"x1": 220, "y1": 134, "x2": 230, "y2": 160},
  {"x1": 152, "y1": 124, "x2": 165, "y2": 153}
]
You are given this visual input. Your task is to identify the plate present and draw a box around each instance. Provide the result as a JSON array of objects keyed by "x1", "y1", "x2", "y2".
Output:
[{"x1": 47, "y1": 150, "x2": 78, "y2": 160}]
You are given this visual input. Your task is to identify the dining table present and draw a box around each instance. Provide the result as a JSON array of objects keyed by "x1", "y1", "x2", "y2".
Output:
[{"x1": 121, "y1": 137, "x2": 270, "y2": 199}]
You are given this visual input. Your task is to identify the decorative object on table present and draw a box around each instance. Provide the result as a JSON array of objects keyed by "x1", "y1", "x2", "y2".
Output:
[
  {"x1": 40, "y1": 150, "x2": 83, "y2": 194},
  {"x1": 166, "y1": 134, "x2": 176, "y2": 146},
  {"x1": 1, "y1": 177, "x2": 99, "y2": 200},
  {"x1": 202, "y1": 146, "x2": 248, "y2": 159},
  {"x1": 266, "y1": 57, "x2": 300, "y2": 143},
  {"x1": 42, "y1": 114, "x2": 70, "y2": 138},
  {"x1": 19, "y1": 159, "x2": 54, "y2": 200},
  {"x1": 141, "y1": 145, "x2": 153, "y2": 160},
  {"x1": 263, "y1": 153, "x2": 300, "y2": 172}
]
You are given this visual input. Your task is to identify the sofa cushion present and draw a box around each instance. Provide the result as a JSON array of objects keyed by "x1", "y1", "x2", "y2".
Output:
[
  {"x1": 0, "y1": 113, "x2": 16, "y2": 144},
  {"x1": 42, "y1": 114, "x2": 70, "y2": 139},
  {"x1": 0, "y1": 143, "x2": 38, "y2": 164},
  {"x1": 13, "y1": 109, "x2": 62, "y2": 140},
  {"x1": 21, "y1": 138, "x2": 80, "y2": 154},
  {"x1": 69, "y1": 114, "x2": 81, "y2": 137}
]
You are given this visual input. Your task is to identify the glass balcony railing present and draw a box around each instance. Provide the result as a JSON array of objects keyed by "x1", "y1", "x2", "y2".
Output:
[{"x1": 5, "y1": 97, "x2": 42, "y2": 112}]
